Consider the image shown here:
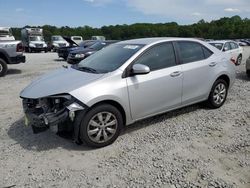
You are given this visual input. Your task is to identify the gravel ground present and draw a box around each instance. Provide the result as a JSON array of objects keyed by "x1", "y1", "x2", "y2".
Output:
[{"x1": 0, "y1": 48, "x2": 250, "y2": 188}]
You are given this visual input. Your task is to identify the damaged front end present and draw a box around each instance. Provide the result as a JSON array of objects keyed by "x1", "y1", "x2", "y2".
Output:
[{"x1": 22, "y1": 95, "x2": 85, "y2": 134}]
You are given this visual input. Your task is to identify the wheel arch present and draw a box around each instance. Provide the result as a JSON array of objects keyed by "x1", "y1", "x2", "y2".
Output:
[
  {"x1": 0, "y1": 50, "x2": 10, "y2": 64},
  {"x1": 216, "y1": 74, "x2": 230, "y2": 87},
  {"x1": 90, "y1": 100, "x2": 127, "y2": 126}
]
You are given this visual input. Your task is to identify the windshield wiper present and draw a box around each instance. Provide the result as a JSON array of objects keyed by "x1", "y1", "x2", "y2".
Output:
[{"x1": 77, "y1": 66, "x2": 98, "y2": 73}]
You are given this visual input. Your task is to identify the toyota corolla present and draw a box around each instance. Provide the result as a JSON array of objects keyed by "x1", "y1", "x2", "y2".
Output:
[{"x1": 20, "y1": 38, "x2": 236, "y2": 148}]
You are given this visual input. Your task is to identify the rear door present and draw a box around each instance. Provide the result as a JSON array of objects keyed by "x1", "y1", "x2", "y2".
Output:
[
  {"x1": 126, "y1": 42, "x2": 183, "y2": 120},
  {"x1": 176, "y1": 41, "x2": 215, "y2": 105}
]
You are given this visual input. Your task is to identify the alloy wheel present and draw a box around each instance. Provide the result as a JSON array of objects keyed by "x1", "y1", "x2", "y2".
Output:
[
  {"x1": 87, "y1": 112, "x2": 118, "y2": 144},
  {"x1": 213, "y1": 83, "x2": 226, "y2": 105}
]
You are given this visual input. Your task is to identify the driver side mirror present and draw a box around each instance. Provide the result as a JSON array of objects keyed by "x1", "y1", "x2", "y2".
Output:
[{"x1": 131, "y1": 64, "x2": 150, "y2": 76}]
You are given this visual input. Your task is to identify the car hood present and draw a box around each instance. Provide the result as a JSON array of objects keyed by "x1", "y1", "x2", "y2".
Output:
[
  {"x1": 63, "y1": 36, "x2": 78, "y2": 46},
  {"x1": 53, "y1": 41, "x2": 68, "y2": 44},
  {"x1": 20, "y1": 67, "x2": 104, "y2": 99}
]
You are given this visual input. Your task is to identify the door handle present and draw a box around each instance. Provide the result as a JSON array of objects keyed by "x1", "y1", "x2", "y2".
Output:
[
  {"x1": 170, "y1": 71, "x2": 182, "y2": 77},
  {"x1": 209, "y1": 62, "x2": 217, "y2": 67}
]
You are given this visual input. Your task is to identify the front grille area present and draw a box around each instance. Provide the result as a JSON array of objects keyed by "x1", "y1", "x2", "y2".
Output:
[{"x1": 35, "y1": 44, "x2": 43, "y2": 48}]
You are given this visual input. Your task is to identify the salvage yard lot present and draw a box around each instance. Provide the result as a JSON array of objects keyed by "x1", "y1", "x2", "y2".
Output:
[{"x1": 0, "y1": 48, "x2": 250, "y2": 188}]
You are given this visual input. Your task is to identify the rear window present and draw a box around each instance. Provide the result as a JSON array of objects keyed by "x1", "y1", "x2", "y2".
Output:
[{"x1": 177, "y1": 41, "x2": 209, "y2": 64}]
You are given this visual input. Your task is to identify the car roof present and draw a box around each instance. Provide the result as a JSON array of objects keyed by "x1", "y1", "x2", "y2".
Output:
[
  {"x1": 118, "y1": 37, "x2": 205, "y2": 45},
  {"x1": 209, "y1": 40, "x2": 236, "y2": 44}
]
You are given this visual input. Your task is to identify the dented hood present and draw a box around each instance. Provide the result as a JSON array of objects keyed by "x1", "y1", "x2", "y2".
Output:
[{"x1": 20, "y1": 67, "x2": 104, "y2": 99}]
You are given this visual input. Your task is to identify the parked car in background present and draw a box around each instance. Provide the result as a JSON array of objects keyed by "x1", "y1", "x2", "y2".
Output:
[
  {"x1": 20, "y1": 38, "x2": 235, "y2": 148},
  {"x1": 71, "y1": 36, "x2": 83, "y2": 45},
  {"x1": 50, "y1": 35, "x2": 69, "y2": 52},
  {"x1": 67, "y1": 40, "x2": 119, "y2": 64},
  {"x1": 209, "y1": 40, "x2": 243, "y2": 65},
  {"x1": 21, "y1": 28, "x2": 48, "y2": 53},
  {"x1": 91, "y1": 36, "x2": 106, "y2": 41},
  {"x1": 0, "y1": 40, "x2": 25, "y2": 76},
  {"x1": 246, "y1": 56, "x2": 250, "y2": 78},
  {"x1": 0, "y1": 27, "x2": 15, "y2": 41},
  {"x1": 57, "y1": 37, "x2": 96, "y2": 60}
]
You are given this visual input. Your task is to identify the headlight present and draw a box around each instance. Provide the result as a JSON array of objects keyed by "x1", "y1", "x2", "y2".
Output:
[
  {"x1": 75, "y1": 54, "x2": 85, "y2": 58},
  {"x1": 53, "y1": 43, "x2": 59, "y2": 47},
  {"x1": 67, "y1": 102, "x2": 84, "y2": 112},
  {"x1": 29, "y1": 43, "x2": 35, "y2": 47}
]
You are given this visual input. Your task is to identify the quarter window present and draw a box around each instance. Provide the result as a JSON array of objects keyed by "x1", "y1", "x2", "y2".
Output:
[
  {"x1": 134, "y1": 43, "x2": 176, "y2": 71},
  {"x1": 177, "y1": 42, "x2": 206, "y2": 64},
  {"x1": 202, "y1": 47, "x2": 213, "y2": 59}
]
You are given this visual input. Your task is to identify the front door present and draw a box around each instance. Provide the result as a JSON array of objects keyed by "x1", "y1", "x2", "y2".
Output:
[{"x1": 126, "y1": 42, "x2": 183, "y2": 120}]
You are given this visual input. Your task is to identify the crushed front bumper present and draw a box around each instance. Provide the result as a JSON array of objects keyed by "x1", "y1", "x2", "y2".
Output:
[{"x1": 22, "y1": 97, "x2": 85, "y2": 134}]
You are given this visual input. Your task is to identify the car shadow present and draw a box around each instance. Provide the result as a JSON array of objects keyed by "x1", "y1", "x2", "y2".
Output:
[
  {"x1": 122, "y1": 103, "x2": 202, "y2": 135},
  {"x1": 7, "y1": 117, "x2": 92, "y2": 151},
  {"x1": 7, "y1": 68, "x2": 22, "y2": 75},
  {"x1": 236, "y1": 71, "x2": 250, "y2": 81},
  {"x1": 8, "y1": 103, "x2": 204, "y2": 151},
  {"x1": 54, "y1": 59, "x2": 65, "y2": 62}
]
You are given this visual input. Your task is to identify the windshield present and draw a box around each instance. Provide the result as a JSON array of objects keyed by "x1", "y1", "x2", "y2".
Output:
[
  {"x1": 72, "y1": 37, "x2": 82, "y2": 40},
  {"x1": 209, "y1": 43, "x2": 223, "y2": 50},
  {"x1": 76, "y1": 44, "x2": 144, "y2": 73},
  {"x1": 52, "y1": 36, "x2": 63, "y2": 41},
  {"x1": 89, "y1": 42, "x2": 106, "y2": 50},
  {"x1": 30, "y1": 36, "x2": 44, "y2": 41},
  {"x1": 0, "y1": 30, "x2": 11, "y2": 36},
  {"x1": 79, "y1": 41, "x2": 96, "y2": 48}
]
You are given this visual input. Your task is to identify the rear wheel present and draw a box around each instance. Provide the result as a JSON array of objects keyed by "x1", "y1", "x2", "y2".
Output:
[
  {"x1": 0, "y1": 58, "x2": 8, "y2": 77},
  {"x1": 79, "y1": 104, "x2": 123, "y2": 148},
  {"x1": 236, "y1": 55, "x2": 242, "y2": 66},
  {"x1": 206, "y1": 79, "x2": 228, "y2": 109}
]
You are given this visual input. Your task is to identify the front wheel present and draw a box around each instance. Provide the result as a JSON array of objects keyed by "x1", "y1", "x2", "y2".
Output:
[
  {"x1": 247, "y1": 70, "x2": 250, "y2": 78},
  {"x1": 206, "y1": 79, "x2": 228, "y2": 109},
  {"x1": 0, "y1": 58, "x2": 8, "y2": 77},
  {"x1": 79, "y1": 104, "x2": 123, "y2": 148}
]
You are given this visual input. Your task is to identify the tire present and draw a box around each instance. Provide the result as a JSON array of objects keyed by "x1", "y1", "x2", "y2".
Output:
[
  {"x1": 236, "y1": 55, "x2": 242, "y2": 66},
  {"x1": 247, "y1": 70, "x2": 250, "y2": 78},
  {"x1": 206, "y1": 79, "x2": 228, "y2": 109},
  {"x1": 79, "y1": 104, "x2": 123, "y2": 148},
  {"x1": 0, "y1": 58, "x2": 8, "y2": 77}
]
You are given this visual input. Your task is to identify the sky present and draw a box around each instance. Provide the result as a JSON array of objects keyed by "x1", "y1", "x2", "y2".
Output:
[{"x1": 0, "y1": 0, "x2": 249, "y2": 28}]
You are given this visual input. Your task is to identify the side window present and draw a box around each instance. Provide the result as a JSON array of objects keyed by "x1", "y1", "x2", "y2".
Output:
[
  {"x1": 202, "y1": 47, "x2": 213, "y2": 59},
  {"x1": 223, "y1": 43, "x2": 231, "y2": 51},
  {"x1": 230, "y1": 42, "x2": 236, "y2": 49},
  {"x1": 134, "y1": 43, "x2": 176, "y2": 71},
  {"x1": 177, "y1": 41, "x2": 205, "y2": 64}
]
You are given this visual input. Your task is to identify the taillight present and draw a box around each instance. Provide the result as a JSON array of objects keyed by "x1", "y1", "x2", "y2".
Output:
[{"x1": 16, "y1": 43, "x2": 23, "y2": 52}]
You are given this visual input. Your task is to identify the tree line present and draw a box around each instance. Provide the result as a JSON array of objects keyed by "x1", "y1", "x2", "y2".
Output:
[{"x1": 12, "y1": 16, "x2": 250, "y2": 42}]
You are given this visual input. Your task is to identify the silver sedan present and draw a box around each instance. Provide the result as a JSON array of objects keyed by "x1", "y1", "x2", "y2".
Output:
[{"x1": 20, "y1": 38, "x2": 236, "y2": 148}]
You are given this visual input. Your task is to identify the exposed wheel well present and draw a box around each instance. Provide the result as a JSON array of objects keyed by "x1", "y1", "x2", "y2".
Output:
[
  {"x1": 0, "y1": 52, "x2": 9, "y2": 64},
  {"x1": 91, "y1": 100, "x2": 126, "y2": 126},
  {"x1": 216, "y1": 75, "x2": 230, "y2": 87}
]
